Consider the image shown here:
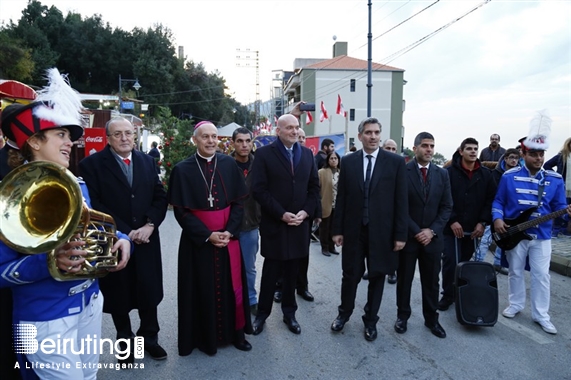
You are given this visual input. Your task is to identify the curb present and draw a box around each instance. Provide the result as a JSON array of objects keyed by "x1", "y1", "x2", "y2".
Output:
[{"x1": 551, "y1": 254, "x2": 571, "y2": 277}]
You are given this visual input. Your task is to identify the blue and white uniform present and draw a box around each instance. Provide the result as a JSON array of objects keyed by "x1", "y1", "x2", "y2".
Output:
[
  {"x1": 0, "y1": 180, "x2": 130, "y2": 380},
  {"x1": 492, "y1": 165, "x2": 566, "y2": 323}
]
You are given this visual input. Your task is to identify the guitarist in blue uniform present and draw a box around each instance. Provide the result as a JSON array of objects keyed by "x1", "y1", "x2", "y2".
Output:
[{"x1": 492, "y1": 111, "x2": 571, "y2": 335}]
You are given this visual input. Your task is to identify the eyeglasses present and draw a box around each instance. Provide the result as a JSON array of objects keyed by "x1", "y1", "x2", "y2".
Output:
[
  {"x1": 109, "y1": 131, "x2": 135, "y2": 138},
  {"x1": 506, "y1": 156, "x2": 519, "y2": 161}
]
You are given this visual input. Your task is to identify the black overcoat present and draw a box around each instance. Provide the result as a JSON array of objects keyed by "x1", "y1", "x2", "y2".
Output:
[
  {"x1": 332, "y1": 149, "x2": 408, "y2": 275},
  {"x1": 250, "y1": 140, "x2": 320, "y2": 261},
  {"x1": 79, "y1": 145, "x2": 167, "y2": 313}
]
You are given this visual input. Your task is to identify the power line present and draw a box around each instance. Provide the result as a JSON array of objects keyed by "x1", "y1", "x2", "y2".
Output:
[{"x1": 303, "y1": 0, "x2": 492, "y2": 101}]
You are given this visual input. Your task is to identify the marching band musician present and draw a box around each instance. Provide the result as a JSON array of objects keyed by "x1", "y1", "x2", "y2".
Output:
[
  {"x1": 0, "y1": 68, "x2": 131, "y2": 379},
  {"x1": 492, "y1": 111, "x2": 571, "y2": 335}
]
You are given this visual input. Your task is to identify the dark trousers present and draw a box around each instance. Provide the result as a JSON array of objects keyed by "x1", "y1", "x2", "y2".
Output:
[
  {"x1": 111, "y1": 307, "x2": 160, "y2": 346},
  {"x1": 319, "y1": 210, "x2": 335, "y2": 251},
  {"x1": 338, "y1": 225, "x2": 385, "y2": 327},
  {"x1": 396, "y1": 247, "x2": 441, "y2": 325},
  {"x1": 258, "y1": 258, "x2": 300, "y2": 319},
  {"x1": 441, "y1": 235, "x2": 477, "y2": 300}
]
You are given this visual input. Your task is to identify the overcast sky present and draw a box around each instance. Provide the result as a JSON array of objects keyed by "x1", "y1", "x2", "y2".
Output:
[{"x1": 2, "y1": 0, "x2": 569, "y2": 160}]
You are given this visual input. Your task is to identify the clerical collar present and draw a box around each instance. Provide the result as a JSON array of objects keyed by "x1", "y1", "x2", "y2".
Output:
[{"x1": 197, "y1": 151, "x2": 215, "y2": 162}]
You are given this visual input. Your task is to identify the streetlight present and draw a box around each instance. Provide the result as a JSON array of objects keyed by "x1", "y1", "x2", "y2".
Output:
[{"x1": 118, "y1": 74, "x2": 142, "y2": 114}]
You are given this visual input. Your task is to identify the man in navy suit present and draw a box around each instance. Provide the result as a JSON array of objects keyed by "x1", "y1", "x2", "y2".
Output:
[
  {"x1": 331, "y1": 117, "x2": 408, "y2": 341},
  {"x1": 79, "y1": 117, "x2": 168, "y2": 362},
  {"x1": 250, "y1": 114, "x2": 320, "y2": 336},
  {"x1": 394, "y1": 132, "x2": 452, "y2": 338}
]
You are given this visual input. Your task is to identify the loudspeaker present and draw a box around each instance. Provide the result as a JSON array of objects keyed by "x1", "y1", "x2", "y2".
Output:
[{"x1": 454, "y1": 262, "x2": 498, "y2": 326}]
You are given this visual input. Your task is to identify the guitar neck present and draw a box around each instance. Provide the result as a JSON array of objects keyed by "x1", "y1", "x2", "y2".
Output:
[{"x1": 515, "y1": 208, "x2": 568, "y2": 232}]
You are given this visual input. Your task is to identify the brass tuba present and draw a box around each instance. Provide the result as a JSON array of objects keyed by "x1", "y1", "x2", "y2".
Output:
[{"x1": 0, "y1": 161, "x2": 118, "y2": 281}]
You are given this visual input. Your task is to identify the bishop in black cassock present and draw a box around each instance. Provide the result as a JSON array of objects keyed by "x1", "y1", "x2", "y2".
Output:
[{"x1": 168, "y1": 150, "x2": 252, "y2": 356}]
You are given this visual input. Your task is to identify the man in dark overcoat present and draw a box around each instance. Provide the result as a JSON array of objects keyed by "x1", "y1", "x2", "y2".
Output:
[
  {"x1": 250, "y1": 114, "x2": 320, "y2": 336},
  {"x1": 79, "y1": 117, "x2": 168, "y2": 362},
  {"x1": 331, "y1": 117, "x2": 408, "y2": 342}
]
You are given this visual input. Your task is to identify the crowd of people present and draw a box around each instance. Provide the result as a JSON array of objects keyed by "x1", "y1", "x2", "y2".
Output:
[{"x1": 1, "y1": 71, "x2": 570, "y2": 378}]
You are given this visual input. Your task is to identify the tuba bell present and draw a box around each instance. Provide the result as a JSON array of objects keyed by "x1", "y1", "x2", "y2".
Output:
[{"x1": 0, "y1": 161, "x2": 118, "y2": 281}]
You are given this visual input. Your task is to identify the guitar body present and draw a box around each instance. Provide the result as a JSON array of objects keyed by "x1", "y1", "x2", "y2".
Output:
[{"x1": 491, "y1": 207, "x2": 537, "y2": 251}]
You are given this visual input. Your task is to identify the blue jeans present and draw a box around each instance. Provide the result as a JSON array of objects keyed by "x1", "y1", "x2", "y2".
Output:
[
  {"x1": 239, "y1": 228, "x2": 259, "y2": 306},
  {"x1": 473, "y1": 226, "x2": 502, "y2": 266}
]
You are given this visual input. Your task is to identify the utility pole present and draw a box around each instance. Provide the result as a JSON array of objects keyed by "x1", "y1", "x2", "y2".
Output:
[
  {"x1": 367, "y1": 0, "x2": 372, "y2": 117},
  {"x1": 236, "y1": 48, "x2": 260, "y2": 127}
]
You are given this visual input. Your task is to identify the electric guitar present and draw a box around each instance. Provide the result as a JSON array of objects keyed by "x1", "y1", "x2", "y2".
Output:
[{"x1": 491, "y1": 207, "x2": 568, "y2": 251}]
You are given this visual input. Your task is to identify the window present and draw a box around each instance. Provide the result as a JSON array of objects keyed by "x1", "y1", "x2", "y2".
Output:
[
  {"x1": 349, "y1": 109, "x2": 355, "y2": 121},
  {"x1": 350, "y1": 79, "x2": 356, "y2": 92}
]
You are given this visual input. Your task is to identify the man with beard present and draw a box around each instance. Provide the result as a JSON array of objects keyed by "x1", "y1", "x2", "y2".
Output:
[
  {"x1": 493, "y1": 114, "x2": 571, "y2": 334},
  {"x1": 394, "y1": 132, "x2": 452, "y2": 338},
  {"x1": 479, "y1": 134, "x2": 506, "y2": 162},
  {"x1": 438, "y1": 138, "x2": 496, "y2": 311},
  {"x1": 231, "y1": 127, "x2": 261, "y2": 316}
]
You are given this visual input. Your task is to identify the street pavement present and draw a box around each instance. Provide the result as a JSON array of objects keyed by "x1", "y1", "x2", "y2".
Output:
[
  {"x1": 98, "y1": 210, "x2": 571, "y2": 380},
  {"x1": 551, "y1": 233, "x2": 571, "y2": 277}
]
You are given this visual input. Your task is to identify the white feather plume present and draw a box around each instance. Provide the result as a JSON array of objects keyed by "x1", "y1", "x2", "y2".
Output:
[
  {"x1": 33, "y1": 68, "x2": 84, "y2": 126},
  {"x1": 525, "y1": 109, "x2": 551, "y2": 150}
]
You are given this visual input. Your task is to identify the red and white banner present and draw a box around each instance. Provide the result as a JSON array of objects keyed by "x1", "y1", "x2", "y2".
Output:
[
  {"x1": 320, "y1": 101, "x2": 329, "y2": 122},
  {"x1": 306, "y1": 111, "x2": 313, "y2": 125},
  {"x1": 336, "y1": 94, "x2": 346, "y2": 117},
  {"x1": 84, "y1": 128, "x2": 107, "y2": 155}
]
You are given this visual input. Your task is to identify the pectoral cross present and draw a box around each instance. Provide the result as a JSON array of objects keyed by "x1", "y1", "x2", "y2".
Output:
[{"x1": 207, "y1": 193, "x2": 214, "y2": 208}]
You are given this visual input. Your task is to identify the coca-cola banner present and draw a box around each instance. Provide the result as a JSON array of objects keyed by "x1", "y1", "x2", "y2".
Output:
[{"x1": 84, "y1": 128, "x2": 107, "y2": 155}]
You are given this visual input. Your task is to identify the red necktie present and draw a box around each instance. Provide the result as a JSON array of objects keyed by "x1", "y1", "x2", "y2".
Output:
[
  {"x1": 420, "y1": 167, "x2": 427, "y2": 183},
  {"x1": 123, "y1": 158, "x2": 131, "y2": 166}
]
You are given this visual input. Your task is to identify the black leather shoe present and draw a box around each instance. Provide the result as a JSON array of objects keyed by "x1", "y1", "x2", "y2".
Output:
[
  {"x1": 322, "y1": 249, "x2": 331, "y2": 257},
  {"x1": 331, "y1": 315, "x2": 349, "y2": 332},
  {"x1": 145, "y1": 343, "x2": 167, "y2": 360},
  {"x1": 494, "y1": 265, "x2": 509, "y2": 275},
  {"x1": 283, "y1": 316, "x2": 301, "y2": 334},
  {"x1": 425, "y1": 321, "x2": 446, "y2": 338},
  {"x1": 252, "y1": 318, "x2": 266, "y2": 335},
  {"x1": 117, "y1": 340, "x2": 134, "y2": 364},
  {"x1": 364, "y1": 325, "x2": 377, "y2": 341},
  {"x1": 387, "y1": 274, "x2": 397, "y2": 284},
  {"x1": 437, "y1": 297, "x2": 453, "y2": 311},
  {"x1": 273, "y1": 290, "x2": 282, "y2": 303},
  {"x1": 329, "y1": 248, "x2": 339, "y2": 255},
  {"x1": 297, "y1": 289, "x2": 314, "y2": 302},
  {"x1": 233, "y1": 339, "x2": 252, "y2": 352},
  {"x1": 362, "y1": 272, "x2": 369, "y2": 280},
  {"x1": 394, "y1": 318, "x2": 408, "y2": 334}
]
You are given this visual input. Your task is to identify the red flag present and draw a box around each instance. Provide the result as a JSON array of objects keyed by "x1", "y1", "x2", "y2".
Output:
[
  {"x1": 320, "y1": 101, "x2": 328, "y2": 122},
  {"x1": 336, "y1": 94, "x2": 346, "y2": 117},
  {"x1": 306, "y1": 111, "x2": 313, "y2": 125}
]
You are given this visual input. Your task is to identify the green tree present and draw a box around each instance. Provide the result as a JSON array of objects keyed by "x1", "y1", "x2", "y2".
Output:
[
  {"x1": 0, "y1": 33, "x2": 34, "y2": 81},
  {"x1": 153, "y1": 107, "x2": 196, "y2": 189}
]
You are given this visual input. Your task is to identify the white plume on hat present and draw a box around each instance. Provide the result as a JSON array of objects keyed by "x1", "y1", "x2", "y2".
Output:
[
  {"x1": 33, "y1": 68, "x2": 84, "y2": 127},
  {"x1": 524, "y1": 109, "x2": 551, "y2": 151}
]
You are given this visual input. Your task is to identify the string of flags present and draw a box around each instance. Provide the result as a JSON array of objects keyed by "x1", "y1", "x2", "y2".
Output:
[
  {"x1": 305, "y1": 94, "x2": 346, "y2": 125},
  {"x1": 253, "y1": 94, "x2": 347, "y2": 134}
]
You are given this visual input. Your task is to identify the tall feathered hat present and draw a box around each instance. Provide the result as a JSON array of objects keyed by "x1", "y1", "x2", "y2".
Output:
[
  {"x1": 1, "y1": 68, "x2": 84, "y2": 149},
  {"x1": 519, "y1": 110, "x2": 551, "y2": 152}
]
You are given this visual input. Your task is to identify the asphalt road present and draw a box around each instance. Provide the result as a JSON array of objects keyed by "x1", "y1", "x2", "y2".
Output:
[{"x1": 98, "y1": 210, "x2": 571, "y2": 380}]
